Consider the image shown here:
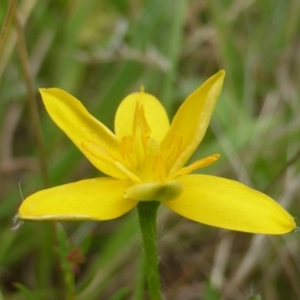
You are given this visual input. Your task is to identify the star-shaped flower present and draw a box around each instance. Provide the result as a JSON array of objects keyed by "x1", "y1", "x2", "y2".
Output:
[{"x1": 18, "y1": 71, "x2": 295, "y2": 234}]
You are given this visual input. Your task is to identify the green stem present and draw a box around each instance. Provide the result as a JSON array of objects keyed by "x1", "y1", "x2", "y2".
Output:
[{"x1": 137, "y1": 201, "x2": 162, "y2": 300}]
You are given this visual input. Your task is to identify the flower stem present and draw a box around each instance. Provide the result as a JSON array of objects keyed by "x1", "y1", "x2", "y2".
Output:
[{"x1": 137, "y1": 201, "x2": 162, "y2": 300}]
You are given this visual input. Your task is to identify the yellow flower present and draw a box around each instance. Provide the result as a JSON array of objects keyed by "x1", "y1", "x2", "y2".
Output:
[{"x1": 18, "y1": 71, "x2": 295, "y2": 234}]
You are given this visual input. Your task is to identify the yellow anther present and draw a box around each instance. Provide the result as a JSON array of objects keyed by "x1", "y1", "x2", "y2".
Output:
[{"x1": 132, "y1": 103, "x2": 151, "y2": 143}]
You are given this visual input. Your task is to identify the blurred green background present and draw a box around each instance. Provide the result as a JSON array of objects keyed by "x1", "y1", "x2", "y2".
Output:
[{"x1": 0, "y1": 0, "x2": 299, "y2": 299}]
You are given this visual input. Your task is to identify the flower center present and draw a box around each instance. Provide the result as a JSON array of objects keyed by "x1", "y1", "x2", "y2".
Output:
[
  {"x1": 119, "y1": 102, "x2": 220, "y2": 183},
  {"x1": 120, "y1": 103, "x2": 165, "y2": 182},
  {"x1": 82, "y1": 101, "x2": 220, "y2": 188}
]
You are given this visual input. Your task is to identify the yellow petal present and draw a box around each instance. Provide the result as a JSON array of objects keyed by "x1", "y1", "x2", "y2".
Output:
[
  {"x1": 160, "y1": 71, "x2": 225, "y2": 174},
  {"x1": 114, "y1": 92, "x2": 170, "y2": 142},
  {"x1": 82, "y1": 140, "x2": 141, "y2": 183},
  {"x1": 167, "y1": 154, "x2": 220, "y2": 180},
  {"x1": 164, "y1": 175, "x2": 295, "y2": 234},
  {"x1": 40, "y1": 88, "x2": 126, "y2": 179},
  {"x1": 18, "y1": 178, "x2": 137, "y2": 221}
]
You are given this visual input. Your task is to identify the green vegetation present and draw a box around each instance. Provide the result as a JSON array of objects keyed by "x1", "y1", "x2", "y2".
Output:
[{"x1": 0, "y1": 0, "x2": 299, "y2": 299}]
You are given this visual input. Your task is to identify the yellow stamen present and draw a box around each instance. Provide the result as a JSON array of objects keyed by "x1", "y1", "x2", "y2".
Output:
[{"x1": 133, "y1": 103, "x2": 151, "y2": 148}]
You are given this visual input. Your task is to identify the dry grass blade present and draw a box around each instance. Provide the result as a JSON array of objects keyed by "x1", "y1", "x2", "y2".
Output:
[
  {"x1": 0, "y1": 0, "x2": 16, "y2": 56},
  {"x1": 13, "y1": 9, "x2": 49, "y2": 187}
]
